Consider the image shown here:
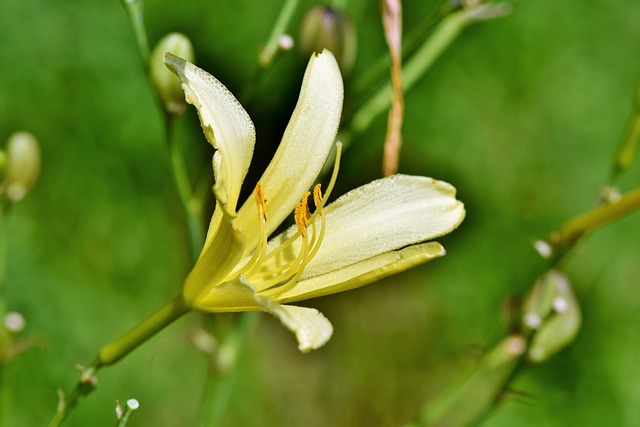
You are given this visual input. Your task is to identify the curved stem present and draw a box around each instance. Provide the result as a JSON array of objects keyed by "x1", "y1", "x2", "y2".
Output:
[{"x1": 48, "y1": 295, "x2": 190, "y2": 427}]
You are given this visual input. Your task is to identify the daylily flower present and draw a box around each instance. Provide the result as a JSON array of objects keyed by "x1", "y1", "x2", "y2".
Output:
[{"x1": 164, "y1": 50, "x2": 465, "y2": 352}]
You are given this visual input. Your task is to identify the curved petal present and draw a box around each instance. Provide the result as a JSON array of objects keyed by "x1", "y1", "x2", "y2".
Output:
[
  {"x1": 235, "y1": 50, "x2": 343, "y2": 248},
  {"x1": 164, "y1": 53, "x2": 255, "y2": 213},
  {"x1": 273, "y1": 242, "x2": 445, "y2": 303},
  {"x1": 192, "y1": 276, "x2": 333, "y2": 352},
  {"x1": 254, "y1": 299, "x2": 334, "y2": 353},
  {"x1": 265, "y1": 174, "x2": 465, "y2": 277},
  {"x1": 183, "y1": 209, "x2": 245, "y2": 306},
  {"x1": 304, "y1": 174, "x2": 464, "y2": 276}
]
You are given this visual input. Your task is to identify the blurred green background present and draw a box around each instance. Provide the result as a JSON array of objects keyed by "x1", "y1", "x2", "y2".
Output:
[{"x1": 1, "y1": 0, "x2": 640, "y2": 426}]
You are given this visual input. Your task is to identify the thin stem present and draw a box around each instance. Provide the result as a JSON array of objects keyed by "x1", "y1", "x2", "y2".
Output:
[
  {"x1": 121, "y1": 0, "x2": 150, "y2": 69},
  {"x1": 198, "y1": 312, "x2": 258, "y2": 427},
  {"x1": 611, "y1": 76, "x2": 640, "y2": 182},
  {"x1": 115, "y1": 399, "x2": 140, "y2": 427},
  {"x1": 381, "y1": 0, "x2": 405, "y2": 176},
  {"x1": 409, "y1": 336, "x2": 525, "y2": 427},
  {"x1": 96, "y1": 295, "x2": 190, "y2": 368},
  {"x1": 258, "y1": 0, "x2": 300, "y2": 68},
  {"x1": 350, "y1": 0, "x2": 447, "y2": 99},
  {"x1": 348, "y1": 3, "x2": 510, "y2": 144},
  {"x1": 166, "y1": 117, "x2": 205, "y2": 259},
  {"x1": 0, "y1": 205, "x2": 8, "y2": 427},
  {"x1": 48, "y1": 296, "x2": 190, "y2": 427},
  {"x1": 549, "y1": 188, "x2": 640, "y2": 260}
]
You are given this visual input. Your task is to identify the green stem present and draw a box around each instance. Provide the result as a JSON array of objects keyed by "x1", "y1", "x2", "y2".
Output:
[
  {"x1": 48, "y1": 296, "x2": 190, "y2": 427},
  {"x1": 409, "y1": 335, "x2": 525, "y2": 427},
  {"x1": 115, "y1": 399, "x2": 140, "y2": 427},
  {"x1": 121, "y1": 0, "x2": 150, "y2": 69},
  {"x1": 350, "y1": 0, "x2": 448, "y2": 99},
  {"x1": 258, "y1": 0, "x2": 300, "y2": 68},
  {"x1": 611, "y1": 77, "x2": 640, "y2": 182},
  {"x1": 198, "y1": 312, "x2": 258, "y2": 427},
  {"x1": 347, "y1": 3, "x2": 510, "y2": 143},
  {"x1": 165, "y1": 117, "x2": 205, "y2": 259},
  {"x1": 96, "y1": 295, "x2": 190, "y2": 368},
  {"x1": 410, "y1": 187, "x2": 640, "y2": 427},
  {"x1": 0, "y1": 205, "x2": 8, "y2": 427},
  {"x1": 550, "y1": 188, "x2": 640, "y2": 255}
]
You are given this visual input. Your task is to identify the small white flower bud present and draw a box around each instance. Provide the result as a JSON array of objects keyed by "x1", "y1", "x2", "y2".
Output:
[{"x1": 4, "y1": 311, "x2": 26, "y2": 333}]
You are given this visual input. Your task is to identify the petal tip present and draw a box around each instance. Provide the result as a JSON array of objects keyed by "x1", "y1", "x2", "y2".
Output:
[{"x1": 163, "y1": 52, "x2": 186, "y2": 76}]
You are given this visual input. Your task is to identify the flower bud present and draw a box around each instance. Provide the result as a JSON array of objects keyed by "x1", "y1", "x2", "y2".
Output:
[
  {"x1": 298, "y1": 6, "x2": 357, "y2": 75},
  {"x1": 151, "y1": 33, "x2": 195, "y2": 115},
  {"x1": 3, "y1": 131, "x2": 41, "y2": 202},
  {"x1": 526, "y1": 271, "x2": 581, "y2": 363},
  {"x1": 521, "y1": 272, "x2": 556, "y2": 332},
  {"x1": 4, "y1": 311, "x2": 26, "y2": 334}
]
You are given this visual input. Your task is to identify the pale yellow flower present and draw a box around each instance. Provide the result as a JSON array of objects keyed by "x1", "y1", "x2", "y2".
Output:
[{"x1": 164, "y1": 50, "x2": 465, "y2": 352}]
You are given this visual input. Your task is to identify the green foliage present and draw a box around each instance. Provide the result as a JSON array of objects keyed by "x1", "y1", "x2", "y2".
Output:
[{"x1": 1, "y1": 0, "x2": 639, "y2": 426}]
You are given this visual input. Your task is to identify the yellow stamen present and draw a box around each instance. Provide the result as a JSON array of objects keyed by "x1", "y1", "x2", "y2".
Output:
[
  {"x1": 313, "y1": 184, "x2": 323, "y2": 213},
  {"x1": 294, "y1": 191, "x2": 311, "y2": 237},
  {"x1": 254, "y1": 182, "x2": 267, "y2": 220},
  {"x1": 242, "y1": 143, "x2": 343, "y2": 295},
  {"x1": 235, "y1": 183, "x2": 269, "y2": 277}
]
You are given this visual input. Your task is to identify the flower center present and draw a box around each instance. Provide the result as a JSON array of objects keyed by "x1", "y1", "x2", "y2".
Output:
[{"x1": 235, "y1": 143, "x2": 342, "y2": 297}]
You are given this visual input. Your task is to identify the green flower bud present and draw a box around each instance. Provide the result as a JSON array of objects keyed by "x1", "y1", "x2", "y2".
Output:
[
  {"x1": 3, "y1": 131, "x2": 41, "y2": 202},
  {"x1": 521, "y1": 272, "x2": 556, "y2": 331},
  {"x1": 298, "y1": 6, "x2": 357, "y2": 75},
  {"x1": 151, "y1": 33, "x2": 194, "y2": 115},
  {"x1": 527, "y1": 271, "x2": 581, "y2": 363}
]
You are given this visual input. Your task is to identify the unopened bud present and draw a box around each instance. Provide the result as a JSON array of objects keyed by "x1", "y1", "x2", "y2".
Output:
[
  {"x1": 3, "y1": 132, "x2": 41, "y2": 202},
  {"x1": 521, "y1": 273, "x2": 555, "y2": 331},
  {"x1": 151, "y1": 33, "x2": 194, "y2": 115},
  {"x1": 527, "y1": 271, "x2": 581, "y2": 363},
  {"x1": 4, "y1": 311, "x2": 26, "y2": 333},
  {"x1": 299, "y1": 6, "x2": 357, "y2": 75}
]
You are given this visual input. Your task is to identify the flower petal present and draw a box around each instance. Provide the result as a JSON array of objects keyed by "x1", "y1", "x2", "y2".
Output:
[
  {"x1": 190, "y1": 272, "x2": 263, "y2": 312},
  {"x1": 273, "y1": 242, "x2": 445, "y2": 303},
  {"x1": 192, "y1": 276, "x2": 333, "y2": 352},
  {"x1": 164, "y1": 53, "x2": 255, "y2": 213},
  {"x1": 235, "y1": 50, "x2": 343, "y2": 247},
  {"x1": 266, "y1": 174, "x2": 465, "y2": 278},
  {"x1": 304, "y1": 174, "x2": 464, "y2": 276},
  {"x1": 254, "y1": 298, "x2": 334, "y2": 353},
  {"x1": 183, "y1": 209, "x2": 245, "y2": 306}
]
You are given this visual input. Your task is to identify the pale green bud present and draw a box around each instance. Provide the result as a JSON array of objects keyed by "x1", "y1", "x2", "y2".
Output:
[
  {"x1": 299, "y1": 6, "x2": 357, "y2": 75},
  {"x1": 3, "y1": 131, "x2": 41, "y2": 202},
  {"x1": 521, "y1": 272, "x2": 556, "y2": 331},
  {"x1": 527, "y1": 271, "x2": 582, "y2": 363},
  {"x1": 150, "y1": 33, "x2": 194, "y2": 115}
]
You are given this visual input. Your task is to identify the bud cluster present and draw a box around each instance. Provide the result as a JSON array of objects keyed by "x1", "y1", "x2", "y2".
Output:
[{"x1": 521, "y1": 270, "x2": 582, "y2": 362}]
